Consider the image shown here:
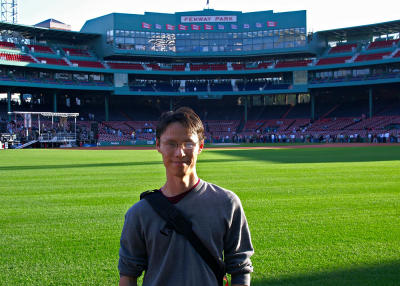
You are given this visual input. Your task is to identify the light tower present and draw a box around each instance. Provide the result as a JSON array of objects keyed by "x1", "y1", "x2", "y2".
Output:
[{"x1": 1, "y1": 0, "x2": 18, "y2": 24}]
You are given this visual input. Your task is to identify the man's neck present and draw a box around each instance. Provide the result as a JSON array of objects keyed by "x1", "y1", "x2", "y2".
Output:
[{"x1": 162, "y1": 173, "x2": 199, "y2": 197}]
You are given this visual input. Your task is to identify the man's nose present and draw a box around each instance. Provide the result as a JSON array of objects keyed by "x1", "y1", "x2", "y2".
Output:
[{"x1": 174, "y1": 144, "x2": 185, "y2": 156}]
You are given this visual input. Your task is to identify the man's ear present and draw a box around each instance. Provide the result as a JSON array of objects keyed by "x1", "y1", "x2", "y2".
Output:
[{"x1": 198, "y1": 140, "x2": 204, "y2": 154}]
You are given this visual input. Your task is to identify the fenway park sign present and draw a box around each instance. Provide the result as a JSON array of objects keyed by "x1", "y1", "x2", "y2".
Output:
[{"x1": 181, "y1": 15, "x2": 237, "y2": 23}]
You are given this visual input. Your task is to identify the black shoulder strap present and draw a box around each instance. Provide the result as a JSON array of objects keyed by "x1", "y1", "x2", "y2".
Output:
[{"x1": 141, "y1": 190, "x2": 226, "y2": 285}]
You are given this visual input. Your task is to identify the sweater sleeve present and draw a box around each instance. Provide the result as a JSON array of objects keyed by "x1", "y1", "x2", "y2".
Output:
[
  {"x1": 118, "y1": 205, "x2": 148, "y2": 278},
  {"x1": 223, "y1": 195, "x2": 254, "y2": 285}
]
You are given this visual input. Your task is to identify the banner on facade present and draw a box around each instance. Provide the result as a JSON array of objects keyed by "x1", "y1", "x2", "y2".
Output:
[{"x1": 181, "y1": 15, "x2": 237, "y2": 23}]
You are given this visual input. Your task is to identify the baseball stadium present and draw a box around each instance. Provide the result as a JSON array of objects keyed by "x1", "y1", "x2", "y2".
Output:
[{"x1": 0, "y1": 1, "x2": 399, "y2": 285}]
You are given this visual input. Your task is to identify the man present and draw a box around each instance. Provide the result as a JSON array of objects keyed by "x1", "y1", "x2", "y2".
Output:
[{"x1": 119, "y1": 107, "x2": 253, "y2": 286}]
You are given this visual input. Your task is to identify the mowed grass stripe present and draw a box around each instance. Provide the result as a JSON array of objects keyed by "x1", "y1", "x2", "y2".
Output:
[{"x1": 0, "y1": 146, "x2": 399, "y2": 285}]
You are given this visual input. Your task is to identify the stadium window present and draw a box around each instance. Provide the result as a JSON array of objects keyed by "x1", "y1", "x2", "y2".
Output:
[
  {"x1": 243, "y1": 45, "x2": 251, "y2": 51},
  {"x1": 243, "y1": 38, "x2": 251, "y2": 46},
  {"x1": 125, "y1": 37, "x2": 134, "y2": 44}
]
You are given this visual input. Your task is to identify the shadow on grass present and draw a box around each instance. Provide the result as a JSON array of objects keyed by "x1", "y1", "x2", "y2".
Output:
[
  {"x1": 2, "y1": 146, "x2": 400, "y2": 171},
  {"x1": 252, "y1": 261, "x2": 400, "y2": 286},
  {"x1": 208, "y1": 146, "x2": 400, "y2": 164}
]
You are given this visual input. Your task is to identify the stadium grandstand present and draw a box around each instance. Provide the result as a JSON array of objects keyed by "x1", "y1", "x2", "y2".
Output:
[{"x1": 0, "y1": 9, "x2": 400, "y2": 148}]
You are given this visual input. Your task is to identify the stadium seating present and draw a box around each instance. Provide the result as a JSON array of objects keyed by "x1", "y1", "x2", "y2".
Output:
[
  {"x1": 172, "y1": 64, "x2": 185, "y2": 71},
  {"x1": 210, "y1": 64, "x2": 227, "y2": 71},
  {"x1": 316, "y1": 56, "x2": 352, "y2": 65},
  {"x1": 70, "y1": 60, "x2": 105, "y2": 68},
  {"x1": 107, "y1": 62, "x2": 145, "y2": 70},
  {"x1": 62, "y1": 48, "x2": 91, "y2": 57},
  {"x1": 27, "y1": 44, "x2": 54, "y2": 54},
  {"x1": 190, "y1": 64, "x2": 210, "y2": 71},
  {"x1": 257, "y1": 62, "x2": 273, "y2": 69},
  {"x1": 275, "y1": 60, "x2": 312, "y2": 68},
  {"x1": 0, "y1": 41, "x2": 17, "y2": 50},
  {"x1": 354, "y1": 52, "x2": 392, "y2": 62},
  {"x1": 367, "y1": 39, "x2": 399, "y2": 50},
  {"x1": 204, "y1": 120, "x2": 240, "y2": 139},
  {"x1": 231, "y1": 63, "x2": 245, "y2": 70},
  {"x1": 36, "y1": 57, "x2": 69, "y2": 66},
  {"x1": 147, "y1": 63, "x2": 161, "y2": 70},
  {"x1": 328, "y1": 44, "x2": 357, "y2": 54},
  {"x1": 0, "y1": 52, "x2": 36, "y2": 63},
  {"x1": 231, "y1": 62, "x2": 272, "y2": 70}
]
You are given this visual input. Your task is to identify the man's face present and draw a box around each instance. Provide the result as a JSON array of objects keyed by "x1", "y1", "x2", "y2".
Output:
[{"x1": 156, "y1": 122, "x2": 204, "y2": 178}]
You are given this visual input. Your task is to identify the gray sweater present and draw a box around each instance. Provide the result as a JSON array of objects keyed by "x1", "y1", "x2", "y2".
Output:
[{"x1": 119, "y1": 179, "x2": 254, "y2": 285}]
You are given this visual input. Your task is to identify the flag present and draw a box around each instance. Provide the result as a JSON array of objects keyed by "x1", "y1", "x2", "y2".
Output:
[
  {"x1": 243, "y1": 24, "x2": 250, "y2": 29},
  {"x1": 178, "y1": 24, "x2": 188, "y2": 30},
  {"x1": 256, "y1": 22, "x2": 262, "y2": 28},
  {"x1": 166, "y1": 24, "x2": 175, "y2": 30},
  {"x1": 267, "y1": 21, "x2": 277, "y2": 27},
  {"x1": 191, "y1": 24, "x2": 201, "y2": 30},
  {"x1": 231, "y1": 24, "x2": 237, "y2": 30},
  {"x1": 204, "y1": 24, "x2": 214, "y2": 30},
  {"x1": 218, "y1": 24, "x2": 225, "y2": 30},
  {"x1": 155, "y1": 24, "x2": 162, "y2": 30},
  {"x1": 142, "y1": 22, "x2": 151, "y2": 29}
]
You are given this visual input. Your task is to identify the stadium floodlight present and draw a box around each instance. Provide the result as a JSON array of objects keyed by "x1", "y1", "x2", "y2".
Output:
[{"x1": 1, "y1": 0, "x2": 17, "y2": 24}]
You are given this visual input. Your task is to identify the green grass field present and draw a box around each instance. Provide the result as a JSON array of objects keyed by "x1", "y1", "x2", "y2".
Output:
[{"x1": 1, "y1": 146, "x2": 400, "y2": 285}]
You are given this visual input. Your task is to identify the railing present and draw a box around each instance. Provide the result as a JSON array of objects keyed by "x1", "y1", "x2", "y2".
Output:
[{"x1": 39, "y1": 132, "x2": 76, "y2": 142}]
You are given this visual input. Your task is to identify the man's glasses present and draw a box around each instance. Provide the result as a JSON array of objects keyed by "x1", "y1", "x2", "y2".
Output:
[{"x1": 162, "y1": 141, "x2": 198, "y2": 151}]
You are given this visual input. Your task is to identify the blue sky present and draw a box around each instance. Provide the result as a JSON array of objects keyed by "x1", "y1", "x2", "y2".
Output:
[{"x1": 18, "y1": 0, "x2": 400, "y2": 32}]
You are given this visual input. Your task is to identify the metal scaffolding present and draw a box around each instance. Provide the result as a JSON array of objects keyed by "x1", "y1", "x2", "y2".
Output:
[{"x1": 1, "y1": 0, "x2": 17, "y2": 24}]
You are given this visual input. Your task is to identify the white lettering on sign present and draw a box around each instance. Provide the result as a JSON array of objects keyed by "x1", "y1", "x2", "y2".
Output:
[{"x1": 181, "y1": 15, "x2": 237, "y2": 23}]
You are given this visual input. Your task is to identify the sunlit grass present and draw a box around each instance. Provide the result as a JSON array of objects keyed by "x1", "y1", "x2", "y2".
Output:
[{"x1": 0, "y1": 146, "x2": 399, "y2": 285}]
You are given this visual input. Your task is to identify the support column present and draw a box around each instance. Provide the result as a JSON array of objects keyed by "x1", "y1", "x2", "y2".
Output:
[
  {"x1": 7, "y1": 90, "x2": 11, "y2": 121},
  {"x1": 310, "y1": 92, "x2": 315, "y2": 121},
  {"x1": 53, "y1": 92, "x2": 57, "y2": 113},
  {"x1": 369, "y1": 88, "x2": 373, "y2": 119},
  {"x1": 105, "y1": 93, "x2": 109, "y2": 121},
  {"x1": 244, "y1": 96, "x2": 248, "y2": 123}
]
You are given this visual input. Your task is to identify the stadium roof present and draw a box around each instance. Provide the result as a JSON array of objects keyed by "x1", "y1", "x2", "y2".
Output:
[
  {"x1": 35, "y1": 18, "x2": 66, "y2": 26},
  {"x1": 317, "y1": 19, "x2": 400, "y2": 41},
  {"x1": 0, "y1": 21, "x2": 100, "y2": 42}
]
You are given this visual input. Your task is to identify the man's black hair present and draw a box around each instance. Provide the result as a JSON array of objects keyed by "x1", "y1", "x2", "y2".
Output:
[{"x1": 156, "y1": 107, "x2": 205, "y2": 141}]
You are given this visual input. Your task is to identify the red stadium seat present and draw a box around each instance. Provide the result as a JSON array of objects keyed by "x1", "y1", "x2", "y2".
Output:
[
  {"x1": 354, "y1": 52, "x2": 392, "y2": 62},
  {"x1": 316, "y1": 56, "x2": 352, "y2": 65},
  {"x1": 329, "y1": 44, "x2": 357, "y2": 54},
  {"x1": 36, "y1": 57, "x2": 69, "y2": 66}
]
